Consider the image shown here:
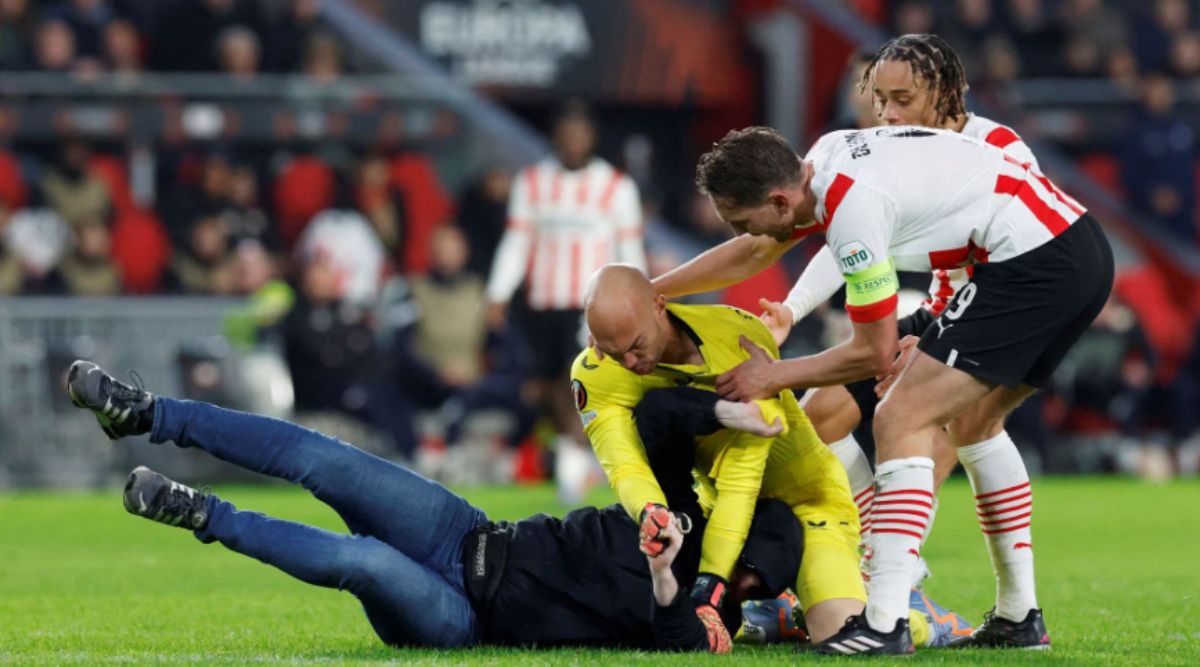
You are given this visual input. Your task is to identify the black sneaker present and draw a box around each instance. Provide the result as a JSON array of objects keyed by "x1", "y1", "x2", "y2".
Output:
[
  {"x1": 67, "y1": 360, "x2": 154, "y2": 440},
  {"x1": 809, "y1": 614, "x2": 914, "y2": 656},
  {"x1": 123, "y1": 466, "x2": 210, "y2": 530},
  {"x1": 948, "y1": 608, "x2": 1050, "y2": 650}
]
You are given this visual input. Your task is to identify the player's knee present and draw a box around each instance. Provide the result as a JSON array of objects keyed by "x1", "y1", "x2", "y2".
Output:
[
  {"x1": 338, "y1": 537, "x2": 399, "y2": 592},
  {"x1": 948, "y1": 411, "x2": 1005, "y2": 446}
]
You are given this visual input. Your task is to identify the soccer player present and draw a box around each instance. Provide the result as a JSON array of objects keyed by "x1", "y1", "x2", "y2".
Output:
[
  {"x1": 659, "y1": 124, "x2": 1112, "y2": 654},
  {"x1": 485, "y1": 101, "x2": 646, "y2": 503},
  {"x1": 65, "y1": 360, "x2": 796, "y2": 652},
  {"x1": 755, "y1": 33, "x2": 1048, "y2": 589},
  {"x1": 574, "y1": 265, "x2": 970, "y2": 649}
]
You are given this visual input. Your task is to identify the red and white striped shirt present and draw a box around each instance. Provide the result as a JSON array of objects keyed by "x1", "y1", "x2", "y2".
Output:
[
  {"x1": 785, "y1": 115, "x2": 1048, "y2": 322},
  {"x1": 803, "y1": 125, "x2": 1085, "y2": 321},
  {"x1": 921, "y1": 115, "x2": 1042, "y2": 315},
  {"x1": 486, "y1": 157, "x2": 646, "y2": 311}
]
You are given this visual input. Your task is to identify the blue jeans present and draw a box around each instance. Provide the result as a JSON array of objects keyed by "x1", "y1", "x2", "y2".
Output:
[{"x1": 150, "y1": 398, "x2": 489, "y2": 647}]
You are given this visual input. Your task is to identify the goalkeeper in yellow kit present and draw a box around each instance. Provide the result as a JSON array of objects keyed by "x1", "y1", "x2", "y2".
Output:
[
  {"x1": 574, "y1": 264, "x2": 866, "y2": 643},
  {"x1": 574, "y1": 265, "x2": 971, "y2": 648}
]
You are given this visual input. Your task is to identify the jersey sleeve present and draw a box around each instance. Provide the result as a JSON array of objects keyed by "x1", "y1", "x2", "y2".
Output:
[
  {"x1": 570, "y1": 348, "x2": 667, "y2": 519},
  {"x1": 485, "y1": 167, "x2": 536, "y2": 304},
  {"x1": 822, "y1": 177, "x2": 900, "y2": 323},
  {"x1": 698, "y1": 431, "x2": 772, "y2": 578},
  {"x1": 785, "y1": 244, "x2": 844, "y2": 323}
]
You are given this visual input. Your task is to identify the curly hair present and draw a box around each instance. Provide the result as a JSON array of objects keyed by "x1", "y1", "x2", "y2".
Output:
[
  {"x1": 860, "y1": 33, "x2": 969, "y2": 126},
  {"x1": 694, "y1": 127, "x2": 800, "y2": 207}
]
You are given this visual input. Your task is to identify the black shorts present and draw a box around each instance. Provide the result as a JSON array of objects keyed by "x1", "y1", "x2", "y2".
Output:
[
  {"x1": 917, "y1": 213, "x2": 1114, "y2": 389},
  {"x1": 518, "y1": 308, "x2": 584, "y2": 380},
  {"x1": 845, "y1": 307, "x2": 936, "y2": 419}
]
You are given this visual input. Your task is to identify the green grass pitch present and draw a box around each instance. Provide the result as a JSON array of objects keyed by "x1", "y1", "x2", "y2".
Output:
[{"x1": 1, "y1": 476, "x2": 1197, "y2": 665}]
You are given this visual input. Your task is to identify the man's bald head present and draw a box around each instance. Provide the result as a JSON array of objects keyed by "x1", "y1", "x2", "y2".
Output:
[{"x1": 584, "y1": 264, "x2": 669, "y2": 374}]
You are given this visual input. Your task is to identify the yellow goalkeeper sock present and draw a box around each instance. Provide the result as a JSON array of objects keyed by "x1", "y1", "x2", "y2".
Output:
[{"x1": 908, "y1": 608, "x2": 931, "y2": 647}]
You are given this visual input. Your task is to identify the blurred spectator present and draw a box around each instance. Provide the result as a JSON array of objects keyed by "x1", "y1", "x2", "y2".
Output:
[
  {"x1": 264, "y1": 0, "x2": 321, "y2": 73},
  {"x1": 294, "y1": 209, "x2": 385, "y2": 307},
  {"x1": 891, "y1": 0, "x2": 935, "y2": 37},
  {"x1": 354, "y1": 151, "x2": 403, "y2": 255},
  {"x1": 271, "y1": 151, "x2": 335, "y2": 248},
  {"x1": 942, "y1": 0, "x2": 996, "y2": 76},
  {"x1": 215, "y1": 24, "x2": 260, "y2": 82},
  {"x1": 1062, "y1": 34, "x2": 1104, "y2": 78},
  {"x1": 103, "y1": 18, "x2": 142, "y2": 77},
  {"x1": 1168, "y1": 30, "x2": 1200, "y2": 78},
  {"x1": 44, "y1": 0, "x2": 113, "y2": 61},
  {"x1": 684, "y1": 190, "x2": 733, "y2": 247},
  {"x1": 224, "y1": 163, "x2": 278, "y2": 250},
  {"x1": 1118, "y1": 72, "x2": 1197, "y2": 243},
  {"x1": 152, "y1": 0, "x2": 261, "y2": 72},
  {"x1": 5, "y1": 207, "x2": 71, "y2": 289},
  {"x1": 1058, "y1": 296, "x2": 1156, "y2": 447},
  {"x1": 827, "y1": 50, "x2": 879, "y2": 132},
  {"x1": 1132, "y1": 0, "x2": 1191, "y2": 72},
  {"x1": 1106, "y1": 44, "x2": 1140, "y2": 92},
  {"x1": 641, "y1": 190, "x2": 705, "y2": 282},
  {"x1": 163, "y1": 213, "x2": 235, "y2": 294},
  {"x1": 166, "y1": 148, "x2": 232, "y2": 247},
  {"x1": 301, "y1": 31, "x2": 342, "y2": 84},
  {"x1": 456, "y1": 165, "x2": 511, "y2": 278},
  {"x1": 230, "y1": 238, "x2": 274, "y2": 296},
  {"x1": 0, "y1": 0, "x2": 37, "y2": 69},
  {"x1": 0, "y1": 203, "x2": 21, "y2": 293},
  {"x1": 408, "y1": 225, "x2": 486, "y2": 386},
  {"x1": 978, "y1": 35, "x2": 1022, "y2": 91},
  {"x1": 38, "y1": 220, "x2": 120, "y2": 296},
  {"x1": 1002, "y1": 0, "x2": 1065, "y2": 78},
  {"x1": 33, "y1": 19, "x2": 76, "y2": 71},
  {"x1": 41, "y1": 139, "x2": 111, "y2": 228},
  {"x1": 484, "y1": 100, "x2": 645, "y2": 503},
  {"x1": 1061, "y1": 0, "x2": 1127, "y2": 52}
]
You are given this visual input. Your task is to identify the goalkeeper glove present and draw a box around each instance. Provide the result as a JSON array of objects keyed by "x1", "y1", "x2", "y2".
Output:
[
  {"x1": 639, "y1": 502, "x2": 672, "y2": 556},
  {"x1": 691, "y1": 573, "x2": 732, "y2": 653}
]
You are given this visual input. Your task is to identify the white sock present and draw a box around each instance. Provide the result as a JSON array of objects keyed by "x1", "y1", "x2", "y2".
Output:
[
  {"x1": 828, "y1": 434, "x2": 875, "y2": 538},
  {"x1": 957, "y1": 431, "x2": 1038, "y2": 621},
  {"x1": 865, "y1": 456, "x2": 934, "y2": 633},
  {"x1": 910, "y1": 496, "x2": 937, "y2": 588}
]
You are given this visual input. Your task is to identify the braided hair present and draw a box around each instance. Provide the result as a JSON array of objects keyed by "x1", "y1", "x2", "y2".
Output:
[{"x1": 859, "y1": 34, "x2": 969, "y2": 126}]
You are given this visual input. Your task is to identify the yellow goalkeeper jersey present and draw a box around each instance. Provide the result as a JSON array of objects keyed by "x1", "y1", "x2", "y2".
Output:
[{"x1": 570, "y1": 303, "x2": 854, "y2": 580}]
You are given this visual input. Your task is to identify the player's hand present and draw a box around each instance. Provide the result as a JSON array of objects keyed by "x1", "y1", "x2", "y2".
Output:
[
  {"x1": 691, "y1": 573, "x2": 733, "y2": 654},
  {"x1": 695, "y1": 604, "x2": 733, "y2": 653},
  {"x1": 715, "y1": 336, "x2": 779, "y2": 402},
  {"x1": 642, "y1": 512, "x2": 683, "y2": 573},
  {"x1": 485, "y1": 302, "x2": 507, "y2": 331},
  {"x1": 874, "y1": 334, "x2": 920, "y2": 398},
  {"x1": 639, "y1": 503, "x2": 672, "y2": 557},
  {"x1": 758, "y1": 298, "x2": 794, "y2": 347},
  {"x1": 714, "y1": 399, "x2": 783, "y2": 437}
]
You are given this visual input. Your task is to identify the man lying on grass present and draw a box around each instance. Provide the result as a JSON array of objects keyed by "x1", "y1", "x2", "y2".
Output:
[{"x1": 66, "y1": 360, "x2": 802, "y2": 652}]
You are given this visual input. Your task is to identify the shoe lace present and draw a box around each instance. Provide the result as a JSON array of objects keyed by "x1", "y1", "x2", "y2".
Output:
[
  {"x1": 109, "y1": 370, "x2": 148, "y2": 403},
  {"x1": 161, "y1": 484, "x2": 209, "y2": 523},
  {"x1": 981, "y1": 608, "x2": 997, "y2": 626}
]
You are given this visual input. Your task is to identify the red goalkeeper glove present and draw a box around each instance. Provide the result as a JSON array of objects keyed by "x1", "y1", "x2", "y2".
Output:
[
  {"x1": 691, "y1": 573, "x2": 732, "y2": 653},
  {"x1": 639, "y1": 502, "x2": 672, "y2": 556}
]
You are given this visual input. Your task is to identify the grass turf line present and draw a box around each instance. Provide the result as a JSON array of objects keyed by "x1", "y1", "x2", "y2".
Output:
[{"x1": 1, "y1": 477, "x2": 1197, "y2": 665}]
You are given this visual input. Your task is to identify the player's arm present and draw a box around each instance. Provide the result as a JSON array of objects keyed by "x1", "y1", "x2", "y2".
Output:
[
  {"x1": 697, "y1": 430, "x2": 772, "y2": 580},
  {"x1": 572, "y1": 354, "x2": 668, "y2": 519},
  {"x1": 645, "y1": 519, "x2": 733, "y2": 653},
  {"x1": 783, "y1": 244, "x2": 845, "y2": 323},
  {"x1": 652, "y1": 233, "x2": 800, "y2": 298},
  {"x1": 716, "y1": 186, "x2": 901, "y2": 400},
  {"x1": 485, "y1": 168, "x2": 536, "y2": 318}
]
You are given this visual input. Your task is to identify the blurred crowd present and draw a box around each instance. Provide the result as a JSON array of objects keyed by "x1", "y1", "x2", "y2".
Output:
[
  {"x1": 0, "y1": 0, "x2": 349, "y2": 81},
  {"x1": 884, "y1": 0, "x2": 1199, "y2": 245},
  {"x1": 1, "y1": 0, "x2": 1198, "y2": 479}
]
